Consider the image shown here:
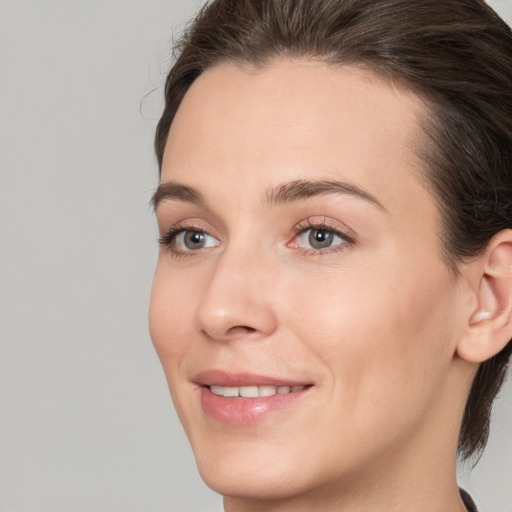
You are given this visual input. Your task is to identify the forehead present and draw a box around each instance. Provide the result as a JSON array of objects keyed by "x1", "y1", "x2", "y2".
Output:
[{"x1": 161, "y1": 59, "x2": 434, "y2": 225}]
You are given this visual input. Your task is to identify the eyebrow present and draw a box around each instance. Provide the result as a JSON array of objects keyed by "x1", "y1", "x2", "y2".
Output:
[
  {"x1": 151, "y1": 178, "x2": 385, "y2": 212},
  {"x1": 151, "y1": 181, "x2": 206, "y2": 211},
  {"x1": 265, "y1": 179, "x2": 386, "y2": 210}
]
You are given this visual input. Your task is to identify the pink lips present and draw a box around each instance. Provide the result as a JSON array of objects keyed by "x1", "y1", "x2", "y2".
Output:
[{"x1": 194, "y1": 370, "x2": 312, "y2": 426}]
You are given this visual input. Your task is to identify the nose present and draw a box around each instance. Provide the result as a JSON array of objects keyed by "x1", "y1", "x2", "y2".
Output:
[{"x1": 195, "y1": 244, "x2": 279, "y2": 342}]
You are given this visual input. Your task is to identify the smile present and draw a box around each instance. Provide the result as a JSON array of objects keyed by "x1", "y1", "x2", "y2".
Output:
[
  {"x1": 195, "y1": 371, "x2": 313, "y2": 425},
  {"x1": 209, "y1": 384, "x2": 306, "y2": 398}
]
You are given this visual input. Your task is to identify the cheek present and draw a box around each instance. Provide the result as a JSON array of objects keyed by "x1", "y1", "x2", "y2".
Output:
[
  {"x1": 283, "y1": 257, "x2": 459, "y2": 428},
  {"x1": 149, "y1": 263, "x2": 206, "y2": 432},
  {"x1": 148, "y1": 263, "x2": 198, "y2": 366}
]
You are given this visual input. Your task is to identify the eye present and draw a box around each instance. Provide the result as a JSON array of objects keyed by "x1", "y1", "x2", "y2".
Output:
[
  {"x1": 288, "y1": 219, "x2": 355, "y2": 254},
  {"x1": 175, "y1": 230, "x2": 219, "y2": 251},
  {"x1": 296, "y1": 228, "x2": 344, "y2": 250},
  {"x1": 159, "y1": 226, "x2": 220, "y2": 255}
]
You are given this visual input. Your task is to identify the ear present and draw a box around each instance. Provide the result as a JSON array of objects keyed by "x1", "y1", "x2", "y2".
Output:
[{"x1": 457, "y1": 229, "x2": 512, "y2": 363}]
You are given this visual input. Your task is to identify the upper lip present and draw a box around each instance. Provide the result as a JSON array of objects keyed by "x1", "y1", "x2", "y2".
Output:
[{"x1": 194, "y1": 369, "x2": 312, "y2": 387}]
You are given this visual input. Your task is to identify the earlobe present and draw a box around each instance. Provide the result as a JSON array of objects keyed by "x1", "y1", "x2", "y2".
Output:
[{"x1": 457, "y1": 230, "x2": 512, "y2": 363}]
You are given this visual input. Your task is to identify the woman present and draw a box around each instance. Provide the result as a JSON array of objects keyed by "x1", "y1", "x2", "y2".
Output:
[{"x1": 149, "y1": 0, "x2": 512, "y2": 510}]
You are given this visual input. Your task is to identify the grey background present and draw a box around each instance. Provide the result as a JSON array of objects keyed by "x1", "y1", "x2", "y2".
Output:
[{"x1": 1, "y1": 1, "x2": 511, "y2": 511}]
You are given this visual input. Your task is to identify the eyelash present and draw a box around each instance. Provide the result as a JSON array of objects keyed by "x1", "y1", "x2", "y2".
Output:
[
  {"x1": 158, "y1": 223, "x2": 206, "y2": 259},
  {"x1": 289, "y1": 219, "x2": 355, "y2": 255},
  {"x1": 158, "y1": 220, "x2": 355, "y2": 258}
]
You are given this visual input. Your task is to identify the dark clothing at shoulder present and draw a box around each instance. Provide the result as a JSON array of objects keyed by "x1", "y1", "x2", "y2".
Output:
[{"x1": 460, "y1": 488, "x2": 478, "y2": 512}]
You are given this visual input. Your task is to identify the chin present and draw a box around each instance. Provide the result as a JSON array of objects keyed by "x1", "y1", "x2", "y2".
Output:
[
  {"x1": 198, "y1": 460, "x2": 310, "y2": 502},
  {"x1": 191, "y1": 437, "x2": 318, "y2": 501}
]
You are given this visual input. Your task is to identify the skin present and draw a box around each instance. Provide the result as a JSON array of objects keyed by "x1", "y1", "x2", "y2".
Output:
[{"x1": 149, "y1": 60, "x2": 480, "y2": 511}]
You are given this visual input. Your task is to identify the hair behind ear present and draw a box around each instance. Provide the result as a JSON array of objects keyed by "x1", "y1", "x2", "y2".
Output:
[{"x1": 459, "y1": 342, "x2": 512, "y2": 460}]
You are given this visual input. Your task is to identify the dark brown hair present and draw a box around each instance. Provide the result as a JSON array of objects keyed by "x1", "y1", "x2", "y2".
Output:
[{"x1": 155, "y1": 0, "x2": 512, "y2": 460}]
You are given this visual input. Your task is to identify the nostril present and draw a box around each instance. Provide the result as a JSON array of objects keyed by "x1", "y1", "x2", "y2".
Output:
[
  {"x1": 201, "y1": 324, "x2": 258, "y2": 341},
  {"x1": 227, "y1": 325, "x2": 256, "y2": 336},
  {"x1": 223, "y1": 325, "x2": 258, "y2": 339}
]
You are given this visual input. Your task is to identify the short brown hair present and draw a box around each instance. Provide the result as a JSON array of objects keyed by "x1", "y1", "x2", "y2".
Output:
[{"x1": 155, "y1": 0, "x2": 512, "y2": 459}]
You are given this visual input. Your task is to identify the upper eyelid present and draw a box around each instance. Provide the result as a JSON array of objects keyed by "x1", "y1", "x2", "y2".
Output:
[
  {"x1": 154, "y1": 202, "x2": 223, "y2": 234},
  {"x1": 158, "y1": 217, "x2": 215, "y2": 235},
  {"x1": 160, "y1": 224, "x2": 214, "y2": 242},
  {"x1": 292, "y1": 217, "x2": 355, "y2": 238}
]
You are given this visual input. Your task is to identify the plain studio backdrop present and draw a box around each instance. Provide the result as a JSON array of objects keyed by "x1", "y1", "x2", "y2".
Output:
[{"x1": 1, "y1": 1, "x2": 511, "y2": 511}]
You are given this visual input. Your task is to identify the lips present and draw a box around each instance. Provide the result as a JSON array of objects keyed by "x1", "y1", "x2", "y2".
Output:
[{"x1": 194, "y1": 370, "x2": 313, "y2": 425}]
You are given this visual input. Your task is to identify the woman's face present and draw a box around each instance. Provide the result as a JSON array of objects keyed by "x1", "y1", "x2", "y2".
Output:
[{"x1": 149, "y1": 60, "x2": 469, "y2": 503}]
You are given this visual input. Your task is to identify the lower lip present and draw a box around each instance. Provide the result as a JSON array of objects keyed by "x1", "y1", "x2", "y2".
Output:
[{"x1": 200, "y1": 387, "x2": 309, "y2": 426}]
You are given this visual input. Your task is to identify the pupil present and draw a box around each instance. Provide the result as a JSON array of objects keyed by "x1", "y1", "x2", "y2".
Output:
[
  {"x1": 185, "y1": 231, "x2": 205, "y2": 249},
  {"x1": 309, "y1": 229, "x2": 333, "y2": 249}
]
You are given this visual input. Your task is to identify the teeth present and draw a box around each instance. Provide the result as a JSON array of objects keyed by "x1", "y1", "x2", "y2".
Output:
[
  {"x1": 259, "y1": 385, "x2": 277, "y2": 397},
  {"x1": 209, "y1": 384, "x2": 305, "y2": 397},
  {"x1": 240, "y1": 386, "x2": 259, "y2": 398},
  {"x1": 210, "y1": 385, "x2": 225, "y2": 396},
  {"x1": 223, "y1": 386, "x2": 239, "y2": 397}
]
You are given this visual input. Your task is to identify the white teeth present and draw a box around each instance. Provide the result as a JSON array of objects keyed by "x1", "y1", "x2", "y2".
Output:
[
  {"x1": 209, "y1": 384, "x2": 306, "y2": 397},
  {"x1": 259, "y1": 385, "x2": 277, "y2": 397},
  {"x1": 223, "y1": 387, "x2": 239, "y2": 397},
  {"x1": 240, "y1": 386, "x2": 259, "y2": 398},
  {"x1": 210, "y1": 385, "x2": 224, "y2": 396}
]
